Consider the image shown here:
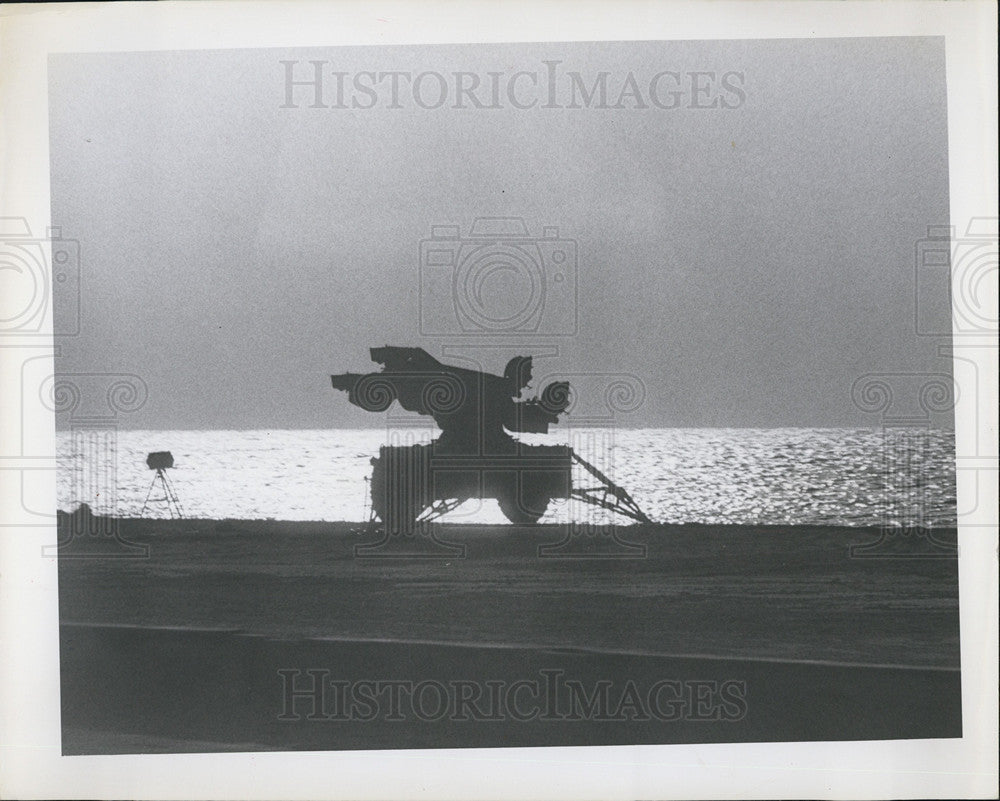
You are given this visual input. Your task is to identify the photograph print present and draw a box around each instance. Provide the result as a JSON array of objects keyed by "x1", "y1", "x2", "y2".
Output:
[{"x1": 47, "y1": 36, "x2": 962, "y2": 755}]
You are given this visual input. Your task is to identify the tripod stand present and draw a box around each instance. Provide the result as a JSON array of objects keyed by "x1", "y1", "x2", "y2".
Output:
[{"x1": 141, "y1": 467, "x2": 185, "y2": 518}]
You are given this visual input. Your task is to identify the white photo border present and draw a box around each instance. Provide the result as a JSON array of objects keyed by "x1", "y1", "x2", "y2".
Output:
[{"x1": 0, "y1": 1, "x2": 996, "y2": 799}]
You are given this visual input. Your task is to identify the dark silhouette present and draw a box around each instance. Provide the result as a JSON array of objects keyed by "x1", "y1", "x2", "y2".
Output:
[
  {"x1": 141, "y1": 451, "x2": 184, "y2": 518},
  {"x1": 332, "y1": 346, "x2": 570, "y2": 454},
  {"x1": 331, "y1": 346, "x2": 650, "y2": 531}
]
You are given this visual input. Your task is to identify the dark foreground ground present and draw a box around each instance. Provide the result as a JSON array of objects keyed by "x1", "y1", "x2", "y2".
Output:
[{"x1": 58, "y1": 517, "x2": 961, "y2": 754}]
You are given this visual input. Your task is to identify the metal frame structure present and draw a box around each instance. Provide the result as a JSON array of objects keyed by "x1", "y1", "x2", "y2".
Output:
[
  {"x1": 141, "y1": 467, "x2": 185, "y2": 519},
  {"x1": 361, "y1": 448, "x2": 652, "y2": 531}
]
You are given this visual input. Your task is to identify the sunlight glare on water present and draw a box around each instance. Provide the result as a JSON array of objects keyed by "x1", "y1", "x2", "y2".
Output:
[{"x1": 56, "y1": 427, "x2": 956, "y2": 527}]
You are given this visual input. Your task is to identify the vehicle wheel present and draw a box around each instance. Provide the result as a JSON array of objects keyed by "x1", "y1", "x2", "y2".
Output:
[{"x1": 498, "y1": 494, "x2": 549, "y2": 524}]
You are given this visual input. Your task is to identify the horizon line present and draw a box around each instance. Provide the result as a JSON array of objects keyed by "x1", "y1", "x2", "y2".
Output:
[{"x1": 52, "y1": 424, "x2": 958, "y2": 433}]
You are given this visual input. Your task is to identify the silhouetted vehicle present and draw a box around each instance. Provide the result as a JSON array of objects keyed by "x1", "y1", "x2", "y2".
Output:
[{"x1": 331, "y1": 346, "x2": 651, "y2": 531}]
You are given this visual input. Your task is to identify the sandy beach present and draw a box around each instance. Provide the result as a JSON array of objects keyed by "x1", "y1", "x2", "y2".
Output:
[{"x1": 58, "y1": 516, "x2": 961, "y2": 754}]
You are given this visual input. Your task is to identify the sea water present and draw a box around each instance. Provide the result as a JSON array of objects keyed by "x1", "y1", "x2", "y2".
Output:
[{"x1": 56, "y1": 427, "x2": 956, "y2": 527}]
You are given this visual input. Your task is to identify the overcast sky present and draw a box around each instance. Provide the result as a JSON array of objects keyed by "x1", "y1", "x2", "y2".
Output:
[{"x1": 49, "y1": 38, "x2": 951, "y2": 429}]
